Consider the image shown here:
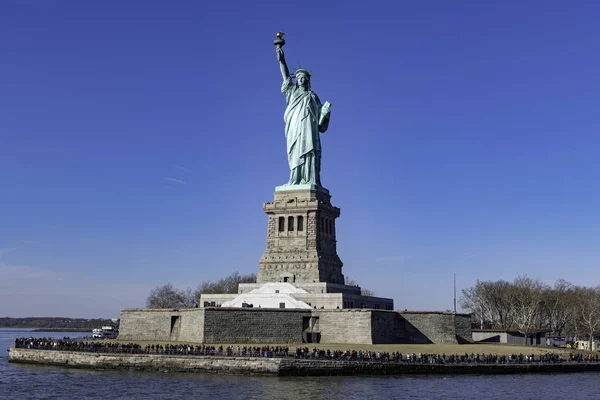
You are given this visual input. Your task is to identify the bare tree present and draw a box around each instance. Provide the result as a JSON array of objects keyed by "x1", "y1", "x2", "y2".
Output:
[
  {"x1": 540, "y1": 279, "x2": 575, "y2": 336},
  {"x1": 460, "y1": 280, "x2": 514, "y2": 329},
  {"x1": 460, "y1": 284, "x2": 488, "y2": 329},
  {"x1": 508, "y1": 276, "x2": 548, "y2": 344},
  {"x1": 194, "y1": 272, "x2": 256, "y2": 299},
  {"x1": 146, "y1": 283, "x2": 196, "y2": 309},
  {"x1": 345, "y1": 276, "x2": 375, "y2": 296},
  {"x1": 574, "y1": 286, "x2": 600, "y2": 351},
  {"x1": 462, "y1": 277, "x2": 600, "y2": 346},
  {"x1": 345, "y1": 276, "x2": 358, "y2": 286},
  {"x1": 486, "y1": 280, "x2": 516, "y2": 329}
]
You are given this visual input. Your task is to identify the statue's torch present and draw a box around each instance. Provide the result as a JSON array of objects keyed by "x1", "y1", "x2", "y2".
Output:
[{"x1": 274, "y1": 32, "x2": 286, "y2": 48}]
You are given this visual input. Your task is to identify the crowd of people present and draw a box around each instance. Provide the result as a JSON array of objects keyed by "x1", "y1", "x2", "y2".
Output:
[
  {"x1": 14, "y1": 337, "x2": 600, "y2": 364},
  {"x1": 14, "y1": 337, "x2": 289, "y2": 357},
  {"x1": 293, "y1": 347, "x2": 585, "y2": 363}
]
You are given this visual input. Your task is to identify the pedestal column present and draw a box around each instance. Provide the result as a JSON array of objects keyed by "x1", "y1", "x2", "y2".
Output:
[{"x1": 258, "y1": 189, "x2": 344, "y2": 284}]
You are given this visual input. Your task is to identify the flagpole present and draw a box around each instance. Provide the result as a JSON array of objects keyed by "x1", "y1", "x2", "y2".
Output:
[{"x1": 453, "y1": 273, "x2": 457, "y2": 313}]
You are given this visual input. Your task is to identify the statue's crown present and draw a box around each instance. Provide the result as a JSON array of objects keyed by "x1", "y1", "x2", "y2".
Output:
[{"x1": 293, "y1": 68, "x2": 312, "y2": 78}]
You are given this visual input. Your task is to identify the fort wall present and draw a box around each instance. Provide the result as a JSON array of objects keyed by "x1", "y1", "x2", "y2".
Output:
[
  {"x1": 400, "y1": 312, "x2": 473, "y2": 344},
  {"x1": 118, "y1": 309, "x2": 175, "y2": 341},
  {"x1": 118, "y1": 308, "x2": 472, "y2": 344},
  {"x1": 313, "y1": 310, "x2": 373, "y2": 344},
  {"x1": 371, "y1": 311, "x2": 405, "y2": 344},
  {"x1": 202, "y1": 308, "x2": 310, "y2": 344}
]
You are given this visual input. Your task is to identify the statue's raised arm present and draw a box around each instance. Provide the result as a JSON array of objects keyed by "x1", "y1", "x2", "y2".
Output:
[
  {"x1": 277, "y1": 47, "x2": 290, "y2": 81},
  {"x1": 275, "y1": 33, "x2": 289, "y2": 81}
]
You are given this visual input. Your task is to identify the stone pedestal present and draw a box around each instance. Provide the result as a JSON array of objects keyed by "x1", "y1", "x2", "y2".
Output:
[{"x1": 258, "y1": 189, "x2": 344, "y2": 284}]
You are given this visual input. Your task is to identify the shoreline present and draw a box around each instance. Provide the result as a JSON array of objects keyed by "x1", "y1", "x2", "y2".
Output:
[
  {"x1": 0, "y1": 327, "x2": 92, "y2": 332},
  {"x1": 9, "y1": 348, "x2": 600, "y2": 376},
  {"x1": 30, "y1": 328, "x2": 92, "y2": 332}
]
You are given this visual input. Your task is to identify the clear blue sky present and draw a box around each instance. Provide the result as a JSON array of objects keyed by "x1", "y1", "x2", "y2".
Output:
[{"x1": 1, "y1": 1, "x2": 599, "y2": 318}]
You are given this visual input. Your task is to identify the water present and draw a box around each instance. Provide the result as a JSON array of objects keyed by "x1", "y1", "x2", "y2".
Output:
[{"x1": 1, "y1": 328, "x2": 599, "y2": 399}]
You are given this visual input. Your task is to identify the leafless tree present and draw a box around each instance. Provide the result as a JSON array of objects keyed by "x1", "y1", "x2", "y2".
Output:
[
  {"x1": 462, "y1": 277, "x2": 600, "y2": 346},
  {"x1": 345, "y1": 276, "x2": 375, "y2": 296},
  {"x1": 345, "y1": 276, "x2": 358, "y2": 286},
  {"x1": 194, "y1": 272, "x2": 256, "y2": 299},
  {"x1": 573, "y1": 286, "x2": 600, "y2": 351},
  {"x1": 460, "y1": 280, "x2": 514, "y2": 329},
  {"x1": 461, "y1": 283, "x2": 489, "y2": 329},
  {"x1": 146, "y1": 283, "x2": 196, "y2": 309},
  {"x1": 507, "y1": 276, "x2": 548, "y2": 344},
  {"x1": 540, "y1": 279, "x2": 575, "y2": 336}
]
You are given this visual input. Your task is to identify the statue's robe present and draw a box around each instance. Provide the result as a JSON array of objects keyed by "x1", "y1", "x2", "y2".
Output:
[{"x1": 282, "y1": 77, "x2": 328, "y2": 186}]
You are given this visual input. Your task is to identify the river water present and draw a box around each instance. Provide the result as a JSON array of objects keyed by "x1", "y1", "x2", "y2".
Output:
[{"x1": 1, "y1": 328, "x2": 599, "y2": 399}]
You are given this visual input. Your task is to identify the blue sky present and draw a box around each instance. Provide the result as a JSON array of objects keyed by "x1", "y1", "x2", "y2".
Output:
[{"x1": 1, "y1": 1, "x2": 599, "y2": 318}]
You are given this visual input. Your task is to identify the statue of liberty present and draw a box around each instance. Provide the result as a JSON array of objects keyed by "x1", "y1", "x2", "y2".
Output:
[{"x1": 275, "y1": 33, "x2": 331, "y2": 190}]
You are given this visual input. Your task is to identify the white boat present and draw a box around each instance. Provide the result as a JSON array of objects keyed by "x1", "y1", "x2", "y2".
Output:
[
  {"x1": 91, "y1": 326, "x2": 118, "y2": 339},
  {"x1": 100, "y1": 326, "x2": 118, "y2": 339}
]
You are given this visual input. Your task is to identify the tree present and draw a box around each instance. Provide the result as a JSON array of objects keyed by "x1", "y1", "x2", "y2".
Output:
[
  {"x1": 146, "y1": 283, "x2": 196, "y2": 309},
  {"x1": 508, "y1": 276, "x2": 548, "y2": 344},
  {"x1": 540, "y1": 279, "x2": 575, "y2": 336},
  {"x1": 460, "y1": 280, "x2": 514, "y2": 329},
  {"x1": 574, "y1": 286, "x2": 600, "y2": 352},
  {"x1": 461, "y1": 277, "x2": 600, "y2": 346},
  {"x1": 345, "y1": 276, "x2": 375, "y2": 296},
  {"x1": 460, "y1": 284, "x2": 487, "y2": 328},
  {"x1": 194, "y1": 272, "x2": 256, "y2": 299},
  {"x1": 345, "y1": 276, "x2": 358, "y2": 286}
]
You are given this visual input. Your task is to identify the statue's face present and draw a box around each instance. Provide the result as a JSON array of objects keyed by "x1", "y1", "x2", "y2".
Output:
[{"x1": 297, "y1": 73, "x2": 309, "y2": 88}]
